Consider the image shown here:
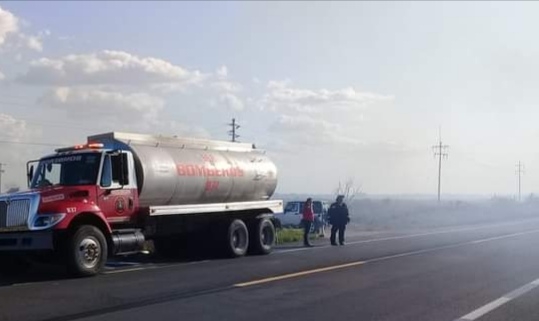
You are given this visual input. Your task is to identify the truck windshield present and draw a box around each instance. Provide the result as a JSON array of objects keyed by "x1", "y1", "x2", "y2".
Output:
[{"x1": 31, "y1": 153, "x2": 101, "y2": 188}]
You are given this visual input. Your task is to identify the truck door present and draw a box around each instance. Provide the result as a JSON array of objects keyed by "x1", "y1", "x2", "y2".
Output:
[{"x1": 98, "y1": 152, "x2": 138, "y2": 224}]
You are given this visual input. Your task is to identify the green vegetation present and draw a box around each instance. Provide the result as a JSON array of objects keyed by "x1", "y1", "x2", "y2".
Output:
[
  {"x1": 276, "y1": 228, "x2": 303, "y2": 244},
  {"x1": 275, "y1": 228, "x2": 321, "y2": 244}
]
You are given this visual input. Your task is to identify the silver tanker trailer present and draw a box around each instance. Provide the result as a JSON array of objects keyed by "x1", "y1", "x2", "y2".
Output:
[{"x1": 0, "y1": 132, "x2": 283, "y2": 276}]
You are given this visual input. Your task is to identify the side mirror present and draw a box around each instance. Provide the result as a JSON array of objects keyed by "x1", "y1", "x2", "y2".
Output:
[
  {"x1": 27, "y1": 165, "x2": 34, "y2": 187},
  {"x1": 119, "y1": 152, "x2": 129, "y2": 186}
]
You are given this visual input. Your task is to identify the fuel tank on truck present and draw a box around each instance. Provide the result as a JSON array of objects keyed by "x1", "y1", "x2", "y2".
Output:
[{"x1": 88, "y1": 132, "x2": 278, "y2": 207}]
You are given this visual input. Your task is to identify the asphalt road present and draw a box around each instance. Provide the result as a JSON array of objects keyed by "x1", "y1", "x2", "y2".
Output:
[{"x1": 3, "y1": 218, "x2": 539, "y2": 321}]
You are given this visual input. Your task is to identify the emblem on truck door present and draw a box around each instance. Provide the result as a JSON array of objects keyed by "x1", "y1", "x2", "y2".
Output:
[{"x1": 115, "y1": 197, "x2": 126, "y2": 214}]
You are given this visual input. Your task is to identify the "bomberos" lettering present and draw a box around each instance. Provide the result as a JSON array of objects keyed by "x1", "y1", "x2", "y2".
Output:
[{"x1": 176, "y1": 164, "x2": 244, "y2": 177}]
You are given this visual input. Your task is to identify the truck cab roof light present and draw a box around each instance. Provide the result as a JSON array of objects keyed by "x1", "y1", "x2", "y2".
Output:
[{"x1": 55, "y1": 143, "x2": 104, "y2": 153}]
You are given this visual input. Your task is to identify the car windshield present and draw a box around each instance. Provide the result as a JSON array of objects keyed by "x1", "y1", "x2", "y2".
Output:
[
  {"x1": 284, "y1": 201, "x2": 323, "y2": 214},
  {"x1": 31, "y1": 153, "x2": 101, "y2": 188},
  {"x1": 284, "y1": 202, "x2": 300, "y2": 212}
]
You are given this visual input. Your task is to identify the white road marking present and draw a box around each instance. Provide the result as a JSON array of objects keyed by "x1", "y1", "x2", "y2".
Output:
[
  {"x1": 234, "y1": 261, "x2": 365, "y2": 287},
  {"x1": 454, "y1": 278, "x2": 539, "y2": 320},
  {"x1": 235, "y1": 228, "x2": 539, "y2": 288}
]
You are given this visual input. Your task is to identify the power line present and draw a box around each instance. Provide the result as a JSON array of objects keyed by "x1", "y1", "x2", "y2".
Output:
[
  {"x1": 432, "y1": 129, "x2": 449, "y2": 202},
  {"x1": 228, "y1": 118, "x2": 240, "y2": 142},
  {"x1": 516, "y1": 161, "x2": 525, "y2": 202}
]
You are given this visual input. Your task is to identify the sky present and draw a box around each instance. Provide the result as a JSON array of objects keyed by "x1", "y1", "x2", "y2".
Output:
[{"x1": 1, "y1": 1, "x2": 539, "y2": 197}]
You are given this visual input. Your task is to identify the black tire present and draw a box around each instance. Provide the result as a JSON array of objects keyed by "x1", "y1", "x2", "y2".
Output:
[
  {"x1": 249, "y1": 218, "x2": 275, "y2": 255},
  {"x1": 224, "y1": 219, "x2": 249, "y2": 258},
  {"x1": 66, "y1": 225, "x2": 108, "y2": 277}
]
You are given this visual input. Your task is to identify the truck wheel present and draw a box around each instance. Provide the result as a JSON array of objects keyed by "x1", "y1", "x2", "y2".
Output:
[
  {"x1": 249, "y1": 219, "x2": 275, "y2": 255},
  {"x1": 67, "y1": 225, "x2": 108, "y2": 277},
  {"x1": 225, "y1": 219, "x2": 249, "y2": 258}
]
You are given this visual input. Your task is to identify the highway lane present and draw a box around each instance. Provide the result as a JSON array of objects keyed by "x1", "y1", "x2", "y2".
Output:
[{"x1": 3, "y1": 218, "x2": 539, "y2": 321}]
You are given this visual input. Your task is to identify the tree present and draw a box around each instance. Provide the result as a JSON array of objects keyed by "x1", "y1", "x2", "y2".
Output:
[{"x1": 334, "y1": 178, "x2": 362, "y2": 202}]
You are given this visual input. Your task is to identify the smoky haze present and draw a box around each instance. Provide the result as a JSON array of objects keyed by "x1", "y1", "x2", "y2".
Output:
[{"x1": 278, "y1": 193, "x2": 539, "y2": 236}]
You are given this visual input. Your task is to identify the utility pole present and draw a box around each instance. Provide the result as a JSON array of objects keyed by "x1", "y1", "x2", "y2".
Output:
[
  {"x1": 432, "y1": 131, "x2": 449, "y2": 202},
  {"x1": 516, "y1": 161, "x2": 525, "y2": 202},
  {"x1": 228, "y1": 118, "x2": 240, "y2": 142},
  {"x1": 0, "y1": 163, "x2": 5, "y2": 194}
]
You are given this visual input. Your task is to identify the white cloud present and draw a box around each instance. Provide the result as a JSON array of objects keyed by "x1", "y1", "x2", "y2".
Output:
[
  {"x1": 216, "y1": 65, "x2": 228, "y2": 78},
  {"x1": 0, "y1": 6, "x2": 45, "y2": 52},
  {"x1": 21, "y1": 34, "x2": 43, "y2": 52},
  {"x1": 259, "y1": 80, "x2": 396, "y2": 154},
  {"x1": 144, "y1": 120, "x2": 212, "y2": 139},
  {"x1": 39, "y1": 87, "x2": 165, "y2": 121},
  {"x1": 0, "y1": 6, "x2": 18, "y2": 46},
  {"x1": 206, "y1": 65, "x2": 245, "y2": 111},
  {"x1": 0, "y1": 113, "x2": 45, "y2": 191},
  {"x1": 219, "y1": 93, "x2": 245, "y2": 111},
  {"x1": 274, "y1": 114, "x2": 340, "y2": 133},
  {"x1": 212, "y1": 66, "x2": 242, "y2": 93},
  {"x1": 0, "y1": 70, "x2": 5, "y2": 81},
  {"x1": 38, "y1": 29, "x2": 51, "y2": 37},
  {"x1": 260, "y1": 80, "x2": 393, "y2": 113},
  {"x1": 211, "y1": 80, "x2": 242, "y2": 93},
  {"x1": 20, "y1": 50, "x2": 206, "y2": 87},
  {"x1": 270, "y1": 114, "x2": 361, "y2": 147},
  {"x1": 0, "y1": 113, "x2": 36, "y2": 140}
]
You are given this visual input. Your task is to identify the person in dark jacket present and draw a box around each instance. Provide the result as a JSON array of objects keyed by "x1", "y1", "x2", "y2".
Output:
[
  {"x1": 302, "y1": 198, "x2": 315, "y2": 247},
  {"x1": 328, "y1": 195, "x2": 350, "y2": 245}
]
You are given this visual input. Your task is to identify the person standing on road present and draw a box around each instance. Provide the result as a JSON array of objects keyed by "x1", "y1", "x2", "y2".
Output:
[
  {"x1": 302, "y1": 198, "x2": 315, "y2": 247},
  {"x1": 328, "y1": 195, "x2": 350, "y2": 246}
]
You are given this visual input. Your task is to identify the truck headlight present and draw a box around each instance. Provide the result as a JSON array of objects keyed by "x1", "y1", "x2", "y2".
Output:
[{"x1": 32, "y1": 213, "x2": 66, "y2": 230}]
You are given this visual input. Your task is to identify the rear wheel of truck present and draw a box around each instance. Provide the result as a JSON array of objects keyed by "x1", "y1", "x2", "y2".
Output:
[
  {"x1": 224, "y1": 219, "x2": 249, "y2": 258},
  {"x1": 66, "y1": 225, "x2": 108, "y2": 277},
  {"x1": 249, "y1": 218, "x2": 275, "y2": 255}
]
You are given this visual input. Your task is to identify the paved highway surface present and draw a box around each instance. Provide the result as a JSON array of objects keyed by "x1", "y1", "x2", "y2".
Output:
[{"x1": 3, "y1": 218, "x2": 539, "y2": 321}]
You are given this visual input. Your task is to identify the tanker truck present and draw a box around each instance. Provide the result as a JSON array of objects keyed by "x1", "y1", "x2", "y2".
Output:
[{"x1": 0, "y1": 132, "x2": 283, "y2": 276}]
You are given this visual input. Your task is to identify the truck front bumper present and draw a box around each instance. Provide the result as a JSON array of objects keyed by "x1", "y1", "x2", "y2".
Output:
[{"x1": 0, "y1": 231, "x2": 54, "y2": 251}]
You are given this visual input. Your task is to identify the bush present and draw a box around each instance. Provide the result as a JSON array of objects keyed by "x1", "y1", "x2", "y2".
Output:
[
  {"x1": 276, "y1": 228, "x2": 303, "y2": 244},
  {"x1": 276, "y1": 228, "x2": 321, "y2": 244}
]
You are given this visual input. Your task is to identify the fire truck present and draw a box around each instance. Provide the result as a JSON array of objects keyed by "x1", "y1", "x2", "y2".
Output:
[{"x1": 0, "y1": 132, "x2": 282, "y2": 276}]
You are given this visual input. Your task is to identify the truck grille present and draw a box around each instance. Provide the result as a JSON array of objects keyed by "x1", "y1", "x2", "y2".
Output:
[{"x1": 0, "y1": 200, "x2": 30, "y2": 228}]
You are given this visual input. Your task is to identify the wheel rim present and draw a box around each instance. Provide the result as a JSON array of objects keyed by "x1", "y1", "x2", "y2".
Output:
[
  {"x1": 232, "y1": 228, "x2": 247, "y2": 251},
  {"x1": 78, "y1": 236, "x2": 101, "y2": 269},
  {"x1": 261, "y1": 225, "x2": 274, "y2": 247}
]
